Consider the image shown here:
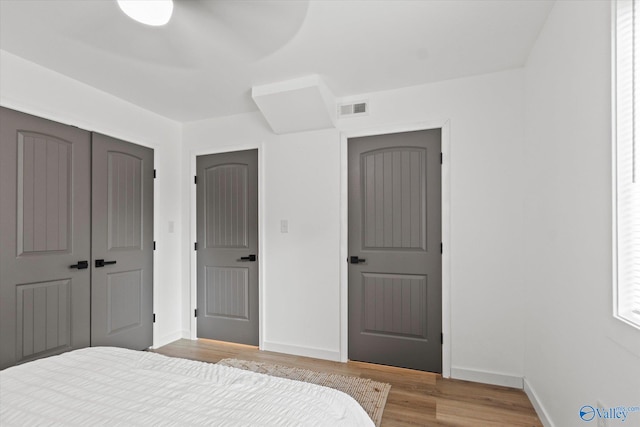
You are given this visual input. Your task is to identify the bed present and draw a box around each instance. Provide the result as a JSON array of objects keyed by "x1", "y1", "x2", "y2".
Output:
[{"x1": 0, "y1": 347, "x2": 374, "y2": 426}]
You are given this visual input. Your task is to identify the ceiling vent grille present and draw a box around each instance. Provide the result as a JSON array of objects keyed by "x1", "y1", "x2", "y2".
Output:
[{"x1": 338, "y1": 101, "x2": 368, "y2": 117}]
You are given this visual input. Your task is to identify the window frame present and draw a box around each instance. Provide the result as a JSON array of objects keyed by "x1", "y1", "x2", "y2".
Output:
[{"x1": 613, "y1": 0, "x2": 640, "y2": 330}]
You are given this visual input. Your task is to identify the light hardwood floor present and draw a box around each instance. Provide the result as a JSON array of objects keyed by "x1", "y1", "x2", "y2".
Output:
[{"x1": 154, "y1": 339, "x2": 542, "y2": 427}]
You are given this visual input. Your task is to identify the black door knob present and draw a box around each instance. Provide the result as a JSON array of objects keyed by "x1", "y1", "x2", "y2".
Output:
[
  {"x1": 95, "y1": 259, "x2": 117, "y2": 268},
  {"x1": 70, "y1": 260, "x2": 88, "y2": 269}
]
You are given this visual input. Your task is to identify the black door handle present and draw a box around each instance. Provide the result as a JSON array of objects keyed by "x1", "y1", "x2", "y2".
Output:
[
  {"x1": 70, "y1": 260, "x2": 88, "y2": 269},
  {"x1": 95, "y1": 259, "x2": 117, "y2": 268},
  {"x1": 349, "y1": 256, "x2": 366, "y2": 264},
  {"x1": 239, "y1": 254, "x2": 257, "y2": 262}
]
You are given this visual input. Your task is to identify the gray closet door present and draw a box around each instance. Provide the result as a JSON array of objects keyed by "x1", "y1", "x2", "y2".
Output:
[
  {"x1": 90, "y1": 133, "x2": 153, "y2": 350},
  {"x1": 196, "y1": 150, "x2": 258, "y2": 346},
  {"x1": 0, "y1": 107, "x2": 91, "y2": 369},
  {"x1": 348, "y1": 129, "x2": 442, "y2": 372}
]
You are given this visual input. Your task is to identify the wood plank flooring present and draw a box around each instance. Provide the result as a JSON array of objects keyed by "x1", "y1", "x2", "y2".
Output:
[{"x1": 153, "y1": 339, "x2": 542, "y2": 427}]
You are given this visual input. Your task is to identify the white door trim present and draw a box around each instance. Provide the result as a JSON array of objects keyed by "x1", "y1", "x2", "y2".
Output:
[
  {"x1": 339, "y1": 120, "x2": 451, "y2": 378},
  {"x1": 188, "y1": 142, "x2": 265, "y2": 350}
]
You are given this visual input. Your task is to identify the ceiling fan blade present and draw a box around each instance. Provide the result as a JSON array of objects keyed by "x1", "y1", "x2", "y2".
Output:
[
  {"x1": 1, "y1": 0, "x2": 309, "y2": 69},
  {"x1": 173, "y1": 0, "x2": 309, "y2": 61}
]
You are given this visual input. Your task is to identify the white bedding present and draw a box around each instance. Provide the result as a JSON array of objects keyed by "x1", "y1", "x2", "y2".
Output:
[{"x1": 0, "y1": 347, "x2": 374, "y2": 426}]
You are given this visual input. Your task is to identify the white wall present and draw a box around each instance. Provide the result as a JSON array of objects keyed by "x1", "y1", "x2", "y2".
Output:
[
  {"x1": 182, "y1": 68, "x2": 527, "y2": 381},
  {"x1": 523, "y1": 1, "x2": 640, "y2": 426},
  {"x1": 262, "y1": 129, "x2": 343, "y2": 356},
  {"x1": 0, "y1": 50, "x2": 184, "y2": 348}
]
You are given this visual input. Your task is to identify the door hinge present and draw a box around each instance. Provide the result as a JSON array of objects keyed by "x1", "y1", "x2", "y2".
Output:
[
  {"x1": 153, "y1": 313, "x2": 156, "y2": 323},
  {"x1": 194, "y1": 309, "x2": 198, "y2": 318},
  {"x1": 440, "y1": 242, "x2": 443, "y2": 254},
  {"x1": 153, "y1": 241, "x2": 156, "y2": 250},
  {"x1": 154, "y1": 169, "x2": 157, "y2": 179},
  {"x1": 441, "y1": 332, "x2": 443, "y2": 344},
  {"x1": 194, "y1": 175, "x2": 197, "y2": 184},
  {"x1": 194, "y1": 242, "x2": 198, "y2": 251},
  {"x1": 440, "y1": 152, "x2": 443, "y2": 164}
]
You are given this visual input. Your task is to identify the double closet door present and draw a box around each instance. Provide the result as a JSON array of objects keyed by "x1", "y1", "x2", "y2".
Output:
[{"x1": 0, "y1": 107, "x2": 153, "y2": 370}]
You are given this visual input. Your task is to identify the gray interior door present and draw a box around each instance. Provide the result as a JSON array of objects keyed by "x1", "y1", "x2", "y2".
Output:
[
  {"x1": 90, "y1": 133, "x2": 153, "y2": 350},
  {"x1": 348, "y1": 129, "x2": 442, "y2": 373},
  {"x1": 196, "y1": 149, "x2": 258, "y2": 346},
  {"x1": 0, "y1": 107, "x2": 91, "y2": 369}
]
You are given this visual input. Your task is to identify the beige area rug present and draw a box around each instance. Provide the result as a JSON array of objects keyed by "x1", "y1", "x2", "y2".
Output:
[{"x1": 218, "y1": 358, "x2": 391, "y2": 426}]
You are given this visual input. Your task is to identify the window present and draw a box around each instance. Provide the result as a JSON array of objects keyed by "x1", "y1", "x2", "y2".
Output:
[{"x1": 614, "y1": 0, "x2": 640, "y2": 329}]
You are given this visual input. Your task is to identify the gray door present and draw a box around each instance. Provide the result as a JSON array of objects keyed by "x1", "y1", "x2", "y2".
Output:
[
  {"x1": 196, "y1": 150, "x2": 258, "y2": 345},
  {"x1": 90, "y1": 133, "x2": 154, "y2": 350},
  {"x1": 348, "y1": 129, "x2": 442, "y2": 372},
  {"x1": 0, "y1": 107, "x2": 91, "y2": 369}
]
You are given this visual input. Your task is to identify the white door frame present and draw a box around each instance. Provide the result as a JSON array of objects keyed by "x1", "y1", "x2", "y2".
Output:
[
  {"x1": 339, "y1": 120, "x2": 451, "y2": 378},
  {"x1": 188, "y1": 142, "x2": 265, "y2": 350}
]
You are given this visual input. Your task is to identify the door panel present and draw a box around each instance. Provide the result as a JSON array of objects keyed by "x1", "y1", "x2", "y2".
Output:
[
  {"x1": 18, "y1": 133, "x2": 72, "y2": 254},
  {"x1": 0, "y1": 107, "x2": 91, "y2": 369},
  {"x1": 205, "y1": 266, "x2": 250, "y2": 320},
  {"x1": 106, "y1": 270, "x2": 143, "y2": 334},
  {"x1": 361, "y1": 273, "x2": 428, "y2": 339},
  {"x1": 361, "y1": 148, "x2": 426, "y2": 250},
  {"x1": 348, "y1": 129, "x2": 442, "y2": 373},
  {"x1": 197, "y1": 150, "x2": 258, "y2": 346},
  {"x1": 91, "y1": 133, "x2": 153, "y2": 349},
  {"x1": 106, "y1": 151, "x2": 143, "y2": 250},
  {"x1": 205, "y1": 164, "x2": 249, "y2": 248},
  {"x1": 16, "y1": 280, "x2": 71, "y2": 359}
]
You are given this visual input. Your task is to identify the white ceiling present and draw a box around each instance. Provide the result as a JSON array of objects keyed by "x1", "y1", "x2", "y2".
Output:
[{"x1": 0, "y1": 0, "x2": 554, "y2": 123}]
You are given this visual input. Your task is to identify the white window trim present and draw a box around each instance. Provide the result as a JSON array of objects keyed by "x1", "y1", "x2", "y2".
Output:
[{"x1": 613, "y1": 0, "x2": 640, "y2": 330}]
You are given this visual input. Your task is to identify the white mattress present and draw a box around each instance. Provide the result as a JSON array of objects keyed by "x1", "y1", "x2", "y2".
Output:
[{"x1": 0, "y1": 347, "x2": 374, "y2": 426}]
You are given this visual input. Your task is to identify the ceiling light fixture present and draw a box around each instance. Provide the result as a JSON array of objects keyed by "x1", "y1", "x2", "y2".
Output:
[{"x1": 117, "y1": 0, "x2": 173, "y2": 26}]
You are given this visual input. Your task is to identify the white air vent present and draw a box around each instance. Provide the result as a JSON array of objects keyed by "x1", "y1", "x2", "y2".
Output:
[{"x1": 338, "y1": 101, "x2": 368, "y2": 117}]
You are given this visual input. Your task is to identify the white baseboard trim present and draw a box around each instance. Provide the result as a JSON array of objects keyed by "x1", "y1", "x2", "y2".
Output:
[
  {"x1": 152, "y1": 330, "x2": 185, "y2": 349},
  {"x1": 262, "y1": 340, "x2": 341, "y2": 362},
  {"x1": 450, "y1": 367, "x2": 524, "y2": 389},
  {"x1": 524, "y1": 378, "x2": 554, "y2": 427}
]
